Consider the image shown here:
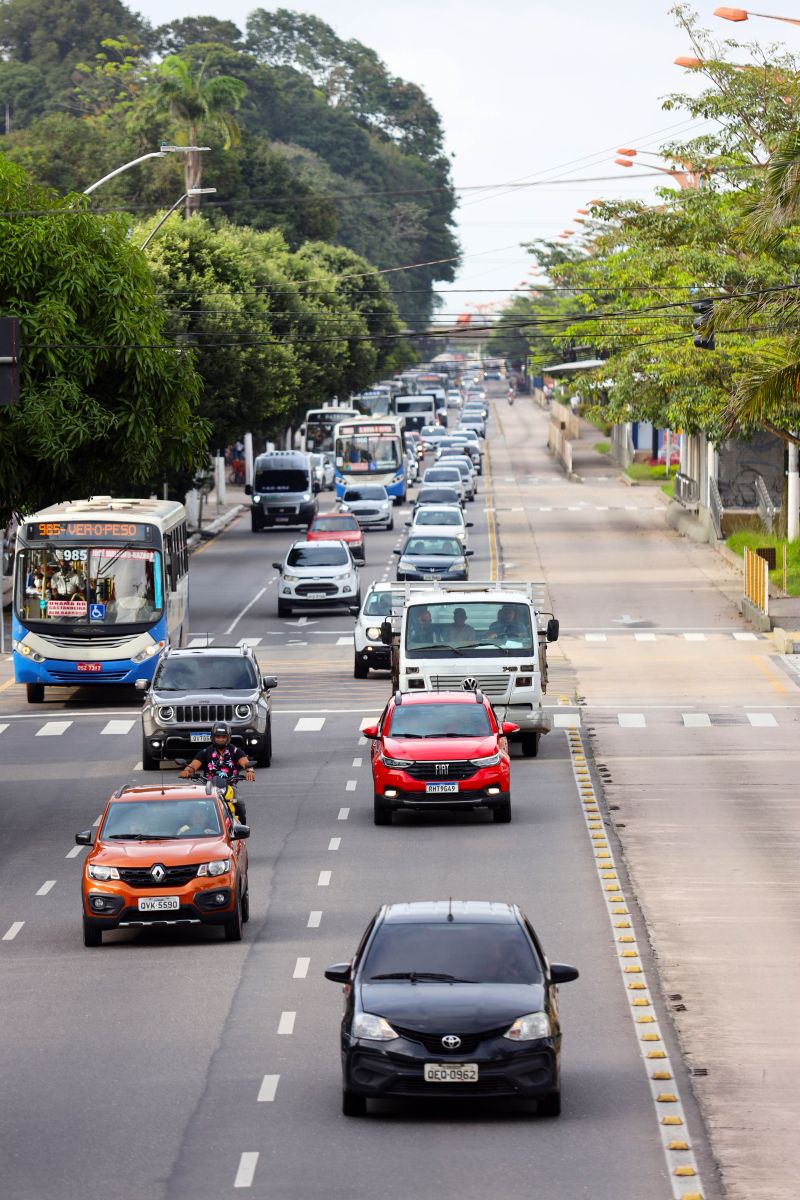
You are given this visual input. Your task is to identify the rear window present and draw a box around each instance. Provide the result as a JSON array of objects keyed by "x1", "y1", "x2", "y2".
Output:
[
  {"x1": 312, "y1": 516, "x2": 359, "y2": 532},
  {"x1": 363, "y1": 922, "x2": 542, "y2": 985},
  {"x1": 287, "y1": 545, "x2": 349, "y2": 567},
  {"x1": 387, "y1": 701, "x2": 492, "y2": 738}
]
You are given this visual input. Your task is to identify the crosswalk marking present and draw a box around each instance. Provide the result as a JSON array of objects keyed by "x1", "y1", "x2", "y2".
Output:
[
  {"x1": 294, "y1": 717, "x2": 325, "y2": 732},
  {"x1": 100, "y1": 719, "x2": 135, "y2": 736},
  {"x1": 36, "y1": 721, "x2": 71, "y2": 737},
  {"x1": 554, "y1": 713, "x2": 581, "y2": 728},
  {"x1": 188, "y1": 637, "x2": 213, "y2": 648},
  {"x1": 682, "y1": 713, "x2": 711, "y2": 727},
  {"x1": 237, "y1": 637, "x2": 262, "y2": 648},
  {"x1": 585, "y1": 633, "x2": 607, "y2": 642},
  {"x1": 683, "y1": 632, "x2": 707, "y2": 642},
  {"x1": 747, "y1": 712, "x2": 778, "y2": 727},
  {"x1": 618, "y1": 713, "x2": 646, "y2": 728},
  {"x1": 733, "y1": 632, "x2": 758, "y2": 641},
  {"x1": 337, "y1": 636, "x2": 353, "y2": 645},
  {"x1": 634, "y1": 632, "x2": 657, "y2": 642}
]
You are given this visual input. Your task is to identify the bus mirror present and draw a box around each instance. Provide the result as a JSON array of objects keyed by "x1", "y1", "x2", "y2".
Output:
[
  {"x1": 244, "y1": 484, "x2": 252, "y2": 496},
  {"x1": 547, "y1": 617, "x2": 560, "y2": 643}
]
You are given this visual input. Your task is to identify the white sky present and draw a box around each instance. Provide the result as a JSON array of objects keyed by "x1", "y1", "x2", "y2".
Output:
[{"x1": 130, "y1": 1, "x2": 745, "y2": 317}]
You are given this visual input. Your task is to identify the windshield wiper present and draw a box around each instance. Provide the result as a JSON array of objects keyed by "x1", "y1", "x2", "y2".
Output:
[
  {"x1": 369, "y1": 971, "x2": 476, "y2": 984},
  {"x1": 421, "y1": 732, "x2": 473, "y2": 738},
  {"x1": 106, "y1": 833, "x2": 178, "y2": 840},
  {"x1": 409, "y1": 643, "x2": 464, "y2": 656}
]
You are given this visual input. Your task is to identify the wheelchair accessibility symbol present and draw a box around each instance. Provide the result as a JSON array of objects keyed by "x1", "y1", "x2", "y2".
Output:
[{"x1": 89, "y1": 603, "x2": 106, "y2": 621}]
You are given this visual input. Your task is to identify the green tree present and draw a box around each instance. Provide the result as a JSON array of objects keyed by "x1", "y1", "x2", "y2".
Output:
[
  {"x1": 154, "y1": 18, "x2": 243, "y2": 56},
  {"x1": 0, "y1": 156, "x2": 207, "y2": 522}
]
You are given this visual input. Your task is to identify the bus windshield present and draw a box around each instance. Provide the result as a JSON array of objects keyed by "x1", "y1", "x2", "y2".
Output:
[
  {"x1": 15, "y1": 546, "x2": 162, "y2": 627},
  {"x1": 304, "y1": 410, "x2": 357, "y2": 453},
  {"x1": 337, "y1": 436, "x2": 401, "y2": 473},
  {"x1": 254, "y1": 469, "x2": 309, "y2": 493}
]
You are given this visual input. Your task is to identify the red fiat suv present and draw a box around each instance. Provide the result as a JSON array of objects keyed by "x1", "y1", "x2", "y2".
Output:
[{"x1": 362, "y1": 690, "x2": 518, "y2": 826}]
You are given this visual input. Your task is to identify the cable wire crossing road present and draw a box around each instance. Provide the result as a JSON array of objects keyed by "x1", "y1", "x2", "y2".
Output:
[{"x1": 10, "y1": 389, "x2": 795, "y2": 1200}]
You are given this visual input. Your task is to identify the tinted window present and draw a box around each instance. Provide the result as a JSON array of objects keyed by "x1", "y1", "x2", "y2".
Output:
[
  {"x1": 343, "y1": 487, "x2": 388, "y2": 502},
  {"x1": 255, "y1": 468, "x2": 310, "y2": 492},
  {"x1": 404, "y1": 538, "x2": 462, "y2": 557},
  {"x1": 363, "y1": 922, "x2": 542, "y2": 985},
  {"x1": 426, "y1": 469, "x2": 460, "y2": 482},
  {"x1": 312, "y1": 516, "x2": 359, "y2": 532},
  {"x1": 388, "y1": 702, "x2": 492, "y2": 738},
  {"x1": 287, "y1": 546, "x2": 349, "y2": 567},
  {"x1": 416, "y1": 488, "x2": 459, "y2": 506},
  {"x1": 103, "y1": 799, "x2": 222, "y2": 840},
  {"x1": 415, "y1": 509, "x2": 461, "y2": 526},
  {"x1": 156, "y1": 656, "x2": 258, "y2": 691}
]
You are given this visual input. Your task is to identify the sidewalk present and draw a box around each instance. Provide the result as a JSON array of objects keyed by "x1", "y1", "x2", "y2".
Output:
[{"x1": 188, "y1": 482, "x2": 248, "y2": 551}]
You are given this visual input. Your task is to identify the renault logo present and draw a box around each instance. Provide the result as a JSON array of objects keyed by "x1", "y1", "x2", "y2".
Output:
[
  {"x1": 441, "y1": 1034, "x2": 462, "y2": 1050},
  {"x1": 462, "y1": 678, "x2": 478, "y2": 691},
  {"x1": 151, "y1": 864, "x2": 166, "y2": 882}
]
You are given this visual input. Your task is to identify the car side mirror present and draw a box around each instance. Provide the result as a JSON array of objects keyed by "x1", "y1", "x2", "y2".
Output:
[
  {"x1": 349, "y1": 605, "x2": 360, "y2": 616},
  {"x1": 392, "y1": 548, "x2": 402, "y2": 554},
  {"x1": 404, "y1": 521, "x2": 411, "y2": 526},
  {"x1": 231, "y1": 823, "x2": 251, "y2": 840},
  {"x1": 465, "y1": 550, "x2": 474, "y2": 557},
  {"x1": 263, "y1": 675, "x2": 278, "y2": 690},
  {"x1": 324, "y1": 962, "x2": 352, "y2": 984},
  {"x1": 501, "y1": 721, "x2": 520, "y2": 735},
  {"x1": 244, "y1": 484, "x2": 252, "y2": 496},
  {"x1": 547, "y1": 617, "x2": 560, "y2": 643},
  {"x1": 550, "y1": 962, "x2": 579, "y2": 984},
  {"x1": 134, "y1": 678, "x2": 150, "y2": 691},
  {"x1": 361, "y1": 724, "x2": 379, "y2": 739},
  {"x1": 466, "y1": 522, "x2": 474, "y2": 528},
  {"x1": 272, "y1": 562, "x2": 282, "y2": 571},
  {"x1": 75, "y1": 830, "x2": 93, "y2": 846},
  {"x1": 380, "y1": 619, "x2": 394, "y2": 646}
]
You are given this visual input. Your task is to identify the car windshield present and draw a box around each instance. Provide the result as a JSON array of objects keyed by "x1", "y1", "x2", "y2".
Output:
[
  {"x1": 102, "y1": 799, "x2": 223, "y2": 840},
  {"x1": 415, "y1": 510, "x2": 461, "y2": 527},
  {"x1": 425, "y1": 470, "x2": 460, "y2": 483},
  {"x1": 396, "y1": 400, "x2": 435, "y2": 413},
  {"x1": 388, "y1": 702, "x2": 492, "y2": 738},
  {"x1": 363, "y1": 590, "x2": 394, "y2": 616},
  {"x1": 363, "y1": 922, "x2": 542, "y2": 985},
  {"x1": 416, "y1": 488, "x2": 459, "y2": 506},
  {"x1": 287, "y1": 545, "x2": 349, "y2": 567},
  {"x1": 404, "y1": 538, "x2": 462, "y2": 558},
  {"x1": 312, "y1": 516, "x2": 359, "y2": 532},
  {"x1": 254, "y1": 468, "x2": 309, "y2": 493},
  {"x1": 405, "y1": 601, "x2": 534, "y2": 656},
  {"x1": 155, "y1": 655, "x2": 258, "y2": 691},
  {"x1": 343, "y1": 488, "x2": 387, "y2": 502},
  {"x1": 420, "y1": 427, "x2": 445, "y2": 438}
]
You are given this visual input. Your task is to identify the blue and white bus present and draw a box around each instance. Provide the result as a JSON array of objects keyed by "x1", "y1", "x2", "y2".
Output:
[
  {"x1": 12, "y1": 497, "x2": 189, "y2": 703},
  {"x1": 333, "y1": 418, "x2": 406, "y2": 504}
]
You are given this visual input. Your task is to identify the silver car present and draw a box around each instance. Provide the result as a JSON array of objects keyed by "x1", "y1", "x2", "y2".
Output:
[{"x1": 339, "y1": 485, "x2": 394, "y2": 530}]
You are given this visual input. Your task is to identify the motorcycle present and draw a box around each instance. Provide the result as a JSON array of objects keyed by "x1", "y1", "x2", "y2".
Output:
[{"x1": 176, "y1": 762, "x2": 253, "y2": 824}]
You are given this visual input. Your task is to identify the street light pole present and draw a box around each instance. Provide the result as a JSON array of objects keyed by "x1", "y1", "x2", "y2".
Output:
[
  {"x1": 82, "y1": 144, "x2": 211, "y2": 196},
  {"x1": 140, "y1": 188, "x2": 217, "y2": 250}
]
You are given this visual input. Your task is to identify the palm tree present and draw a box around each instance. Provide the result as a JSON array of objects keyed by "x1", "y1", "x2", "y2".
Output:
[{"x1": 150, "y1": 55, "x2": 246, "y2": 216}]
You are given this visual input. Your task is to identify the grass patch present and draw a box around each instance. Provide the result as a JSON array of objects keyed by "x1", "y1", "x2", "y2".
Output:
[
  {"x1": 585, "y1": 411, "x2": 612, "y2": 436},
  {"x1": 594, "y1": 441, "x2": 611, "y2": 456},
  {"x1": 726, "y1": 531, "x2": 800, "y2": 596},
  {"x1": 625, "y1": 461, "x2": 679, "y2": 483},
  {"x1": 661, "y1": 480, "x2": 675, "y2": 499}
]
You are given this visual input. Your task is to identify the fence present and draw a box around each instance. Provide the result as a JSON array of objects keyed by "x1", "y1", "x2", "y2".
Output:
[
  {"x1": 674, "y1": 472, "x2": 699, "y2": 508},
  {"x1": 743, "y1": 546, "x2": 769, "y2": 617}
]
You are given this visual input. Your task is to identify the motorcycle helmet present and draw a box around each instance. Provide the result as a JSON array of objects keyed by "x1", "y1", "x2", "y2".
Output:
[{"x1": 212, "y1": 722, "x2": 231, "y2": 746}]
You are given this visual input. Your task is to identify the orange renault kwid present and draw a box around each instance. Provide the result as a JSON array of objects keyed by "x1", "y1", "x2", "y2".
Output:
[{"x1": 76, "y1": 783, "x2": 250, "y2": 947}]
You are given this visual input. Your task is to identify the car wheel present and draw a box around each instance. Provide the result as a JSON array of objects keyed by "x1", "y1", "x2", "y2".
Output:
[
  {"x1": 82, "y1": 918, "x2": 102, "y2": 948},
  {"x1": 353, "y1": 657, "x2": 369, "y2": 679},
  {"x1": 241, "y1": 880, "x2": 250, "y2": 923},
  {"x1": 250, "y1": 514, "x2": 262, "y2": 533},
  {"x1": 373, "y1": 795, "x2": 392, "y2": 826},
  {"x1": 277, "y1": 601, "x2": 292, "y2": 617},
  {"x1": 257, "y1": 723, "x2": 272, "y2": 768},
  {"x1": 224, "y1": 896, "x2": 243, "y2": 942},
  {"x1": 141, "y1": 738, "x2": 160, "y2": 771},
  {"x1": 492, "y1": 799, "x2": 512, "y2": 824},
  {"x1": 342, "y1": 1090, "x2": 367, "y2": 1117},
  {"x1": 387, "y1": 517, "x2": 394, "y2": 531},
  {"x1": 520, "y1": 732, "x2": 540, "y2": 758},
  {"x1": 538, "y1": 1088, "x2": 561, "y2": 1117},
  {"x1": 26, "y1": 683, "x2": 44, "y2": 704}
]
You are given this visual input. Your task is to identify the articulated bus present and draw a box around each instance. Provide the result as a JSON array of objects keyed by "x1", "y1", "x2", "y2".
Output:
[
  {"x1": 12, "y1": 497, "x2": 189, "y2": 703},
  {"x1": 300, "y1": 407, "x2": 359, "y2": 462},
  {"x1": 333, "y1": 417, "x2": 406, "y2": 504}
]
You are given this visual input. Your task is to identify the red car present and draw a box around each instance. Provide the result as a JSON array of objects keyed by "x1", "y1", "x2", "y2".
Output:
[
  {"x1": 307, "y1": 512, "x2": 365, "y2": 564},
  {"x1": 362, "y1": 690, "x2": 518, "y2": 826}
]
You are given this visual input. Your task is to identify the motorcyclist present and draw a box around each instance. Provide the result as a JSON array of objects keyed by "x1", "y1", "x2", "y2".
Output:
[{"x1": 179, "y1": 722, "x2": 255, "y2": 783}]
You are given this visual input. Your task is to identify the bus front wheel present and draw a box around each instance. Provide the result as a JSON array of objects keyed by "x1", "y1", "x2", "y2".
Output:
[{"x1": 27, "y1": 683, "x2": 44, "y2": 704}]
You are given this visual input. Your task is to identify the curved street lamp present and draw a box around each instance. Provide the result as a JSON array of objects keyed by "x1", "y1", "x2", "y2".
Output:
[
  {"x1": 714, "y1": 6, "x2": 800, "y2": 26},
  {"x1": 140, "y1": 188, "x2": 217, "y2": 250},
  {"x1": 82, "y1": 144, "x2": 211, "y2": 196}
]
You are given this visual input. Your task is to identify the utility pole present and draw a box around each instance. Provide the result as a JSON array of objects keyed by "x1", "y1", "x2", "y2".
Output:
[{"x1": 788, "y1": 440, "x2": 799, "y2": 542}]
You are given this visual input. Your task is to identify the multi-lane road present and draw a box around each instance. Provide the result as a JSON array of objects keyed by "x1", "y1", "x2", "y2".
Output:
[{"x1": 2, "y1": 398, "x2": 773, "y2": 1199}]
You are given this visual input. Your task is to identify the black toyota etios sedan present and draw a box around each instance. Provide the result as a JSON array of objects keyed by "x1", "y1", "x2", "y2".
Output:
[{"x1": 324, "y1": 900, "x2": 579, "y2": 1117}]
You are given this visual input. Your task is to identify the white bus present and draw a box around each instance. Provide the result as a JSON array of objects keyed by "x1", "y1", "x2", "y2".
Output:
[
  {"x1": 300, "y1": 407, "x2": 359, "y2": 461},
  {"x1": 333, "y1": 417, "x2": 407, "y2": 504},
  {"x1": 12, "y1": 497, "x2": 189, "y2": 703}
]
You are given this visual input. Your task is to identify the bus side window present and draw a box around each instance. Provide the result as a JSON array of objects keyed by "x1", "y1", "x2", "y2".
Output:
[{"x1": 164, "y1": 533, "x2": 177, "y2": 591}]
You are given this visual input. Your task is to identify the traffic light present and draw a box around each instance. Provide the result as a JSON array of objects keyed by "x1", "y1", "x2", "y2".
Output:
[{"x1": 691, "y1": 298, "x2": 715, "y2": 351}]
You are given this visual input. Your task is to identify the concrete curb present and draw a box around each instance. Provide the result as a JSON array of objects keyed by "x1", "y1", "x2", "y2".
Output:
[{"x1": 188, "y1": 504, "x2": 246, "y2": 553}]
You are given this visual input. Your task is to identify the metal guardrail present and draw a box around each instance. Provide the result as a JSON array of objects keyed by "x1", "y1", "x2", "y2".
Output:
[
  {"x1": 744, "y1": 546, "x2": 769, "y2": 617},
  {"x1": 754, "y1": 473, "x2": 779, "y2": 534},
  {"x1": 674, "y1": 473, "x2": 699, "y2": 508},
  {"x1": 709, "y1": 476, "x2": 724, "y2": 538}
]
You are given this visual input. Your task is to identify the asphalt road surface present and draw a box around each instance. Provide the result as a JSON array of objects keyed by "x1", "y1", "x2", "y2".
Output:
[{"x1": 0, "y1": 418, "x2": 721, "y2": 1200}]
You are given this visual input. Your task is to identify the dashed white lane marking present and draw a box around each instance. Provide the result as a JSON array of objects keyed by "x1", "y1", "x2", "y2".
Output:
[
  {"x1": 682, "y1": 712, "x2": 711, "y2": 727},
  {"x1": 328, "y1": 837, "x2": 341, "y2": 851},
  {"x1": 65, "y1": 845, "x2": 84, "y2": 859},
  {"x1": 733, "y1": 631, "x2": 758, "y2": 641},
  {"x1": 92, "y1": 813, "x2": 103, "y2": 827},
  {"x1": 293, "y1": 957, "x2": 310, "y2": 979},
  {"x1": 36, "y1": 881, "x2": 56, "y2": 896},
  {"x1": 277, "y1": 1011, "x2": 296, "y2": 1035},
  {"x1": 2, "y1": 922, "x2": 24, "y2": 941},
  {"x1": 345, "y1": 779, "x2": 357, "y2": 791},
  {"x1": 0, "y1": 723, "x2": 8, "y2": 735},
  {"x1": 352, "y1": 757, "x2": 363, "y2": 768},
  {"x1": 595, "y1": 505, "x2": 608, "y2": 511},
  {"x1": 747, "y1": 712, "x2": 778, "y2": 727},
  {"x1": 683, "y1": 632, "x2": 706, "y2": 642},
  {"x1": 307, "y1": 911, "x2": 322, "y2": 928},
  {"x1": 338, "y1": 807, "x2": 350, "y2": 821},
  {"x1": 359, "y1": 717, "x2": 376, "y2": 731},
  {"x1": 337, "y1": 636, "x2": 353, "y2": 645},
  {"x1": 234, "y1": 1151, "x2": 259, "y2": 1188},
  {"x1": 358, "y1": 736, "x2": 367, "y2": 746},
  {"x1": 100, "y1": 719, "x2": 135, "y2": 735},
  {"x1": 257, "y1": 1075, "x2": 280, "y2": 1103},
  {"x1": 553, "y1": 713, "x2": 581, "y2": 728},
  {"x1": 634, "y1": 632, "x2": 657, "y2": 642},
  {"x1": 133, "y1": 761, "x2": 143, "y2": 771},
  {"x1": 237, "y1": 637, "x2": 262, "y2": 648},
  {"x1": 188, "y1": 637, "x2": 212, "y2": 648},
  {"x1": 36, "y1": 721, "x2": 71, "y2": 737},
  {"x1": 567, "y1": 729, "x2": 704, "y2": 1197},
  {"x1": 317, "y1": 870, "x2": 332, "y2": 887},
  {"x1": 294, "y1": 717, "x2": 325, "y2": 732},
  {"x1": 618, "y1": 713, "x2": 646, "y2": 728},
  {"x1": 585, "y1": 633, "x2": 607, "y2": 642}
]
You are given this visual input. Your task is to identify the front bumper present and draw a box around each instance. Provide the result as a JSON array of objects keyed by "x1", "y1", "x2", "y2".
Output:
[
  {"x1": 355, "y1": 643, "x2": 392, "y2": 670},
  {"x1": 15, "y1": 656, "x2": 156, "y2": 686},
  {"x1": 396, "y1": 571, "x2": 468, "y2": 582},
  {"x1": 375, "y1": 763, "x2": 509, "y2": 809},
  {"x1": 82, "y1": 882, "x2": 236, "y2": 930}
]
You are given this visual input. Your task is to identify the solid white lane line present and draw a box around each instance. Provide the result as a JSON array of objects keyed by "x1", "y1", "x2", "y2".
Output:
[
  {"x1": 318, "y1": 870, "x2": 332, "y2": 887},
  {"x1": 225, "y1": 586, "x2": 267, "y2": 636},
  {"x1": 338, "y1": 807, "x2": 350, "y2": 821},
  {"x1": 328, "y1": 837, "x2": 341, "y2": 851},
  {"x1": 257, "y1": 1075, "x2": 280, "y2": 1102},
  {"x1": 345, "y1": 779, "x2": 357, "y2": 791},
  {"x1": 36, "y1": 721, "x2": 71, "y2": 737},
  {"x1": 294, "y1": 716, "x2": 325, "y2": 732},
  {"x1": 634, "y1": 632, "x2": 657, "y2": 642},
  {"x1": 733, "y1": 631, "x2": 758, "y2": 641},
  {"x1": 36, "y1": 881, "x2": 56, "y2": 897},
  {"x1": 747, "y1": 712, "x2": 778, "y2": 727},
  {"x1": 352, "y1": 757, "x2": 363, "y2": 768},
  {"x1": 277, "y1": 1011, "x2": 296, "y2": 1035},
  {"x1": 307, "y1": 911, "x2": 322, "y2": 928},
  {"x1": 553, "y1": 713, "x2": 581, "y2": 728},
  {"x1": 683, "y1": 712, "x2": 711, "y2": 727},
  {"x1": 618, "y1": 713, "x2": 646, "y2": 728},
  {"x1": 100, "y1": 719, "x2": 135, "y2": 735},
  {"x1": 293, "y1": 957, "x2": 310, "y2": 979},
  {"x1": 684, "y1": 632, "x2": 707, "y2": 642},
  {"x1": 336, "y1": 636, "x2": 353, "y2": 645},
  {"x1": 188, "y1": 636, "x2": 212, "y2": 648},
  {"x1": 237, "y1": 637, "x2": 262, "y2": 648},
  {"x1": 234, "y1": 1152, "x2": 259, "y2": 1188},
  {"x1": 65, "y1": 845, "x2": 84, "y2": 859},
  {"x1": 2, "y1": 922, "x2": 24, "y2": 941}
]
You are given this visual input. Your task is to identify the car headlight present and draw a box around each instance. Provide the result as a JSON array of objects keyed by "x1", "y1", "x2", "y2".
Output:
[
  {"x1": 158, "y1": 705, "x2": 175, "y2": 722},
  {"x1": 381, "y1": 754, "x2": 411, "y2": 768},
  {"x1": 283, "y1": 574, "x2": 300, "y2": 583},
  {"x1": 504, "y1": 1012, "x2": 551, "y2": 1041},
  {"x1": 448, "y1": 564, "x2": 466, "y2": 573},
  {"x1": 352, "y1": 1012, "x2": 399, "y2": 1041},
  {"x1": 471, "y1": 752, "x2": 501, "y2": 767},
  {"x1": 14, "y1": 642, "x2": 45, "y2": 662},
  {"x1": 234, "y1": 704, "x2": 251, "y2": 720},
  {"x1": 197, "y1": 859, "x2": 231, "y2": 877},
  {"x1": 87, "y1": 863, "x2": 120, "y2": 881},
  {"x1": 132, "y1": 640, "x2": 166, "y2": 664},
  {"x1": 366, "y1": 626, "x2": 382, "y2": 640},
  {"x1": 302, "y1": 492, "x2": 311, "y2": 501}
]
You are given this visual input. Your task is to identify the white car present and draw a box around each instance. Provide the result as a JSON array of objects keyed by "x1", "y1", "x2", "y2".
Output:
[
  {"x1": 339, "y1": 484, "x2": 394, "y2": 530},
  {"x1": 435, "y1": 453, "x2": 477, "y2": 500},
  {"x1": 422, "y1": 465, "x2": 466, "y2": 503},
  {"x1": 447, "y1": 389, "x2": 462, "y2": 408},
  {"x1": 273, "y1": 540, "x2": 360, "y2": 617},
  {"x1": 419, "y1": 425, "x2": 449, "y2": 451},
  {"x1": 309, "y1": 453, "x2": 335, "y2": 490},
  {"x1": 353, "y1": 582, "x2": 396, "y2": 678},
  {"x1": 405, "y1": 503, "x2": 472, "y2": 545},
  {"x1": 459, "y1": 415, "x2": 486, "y2": 438}
]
